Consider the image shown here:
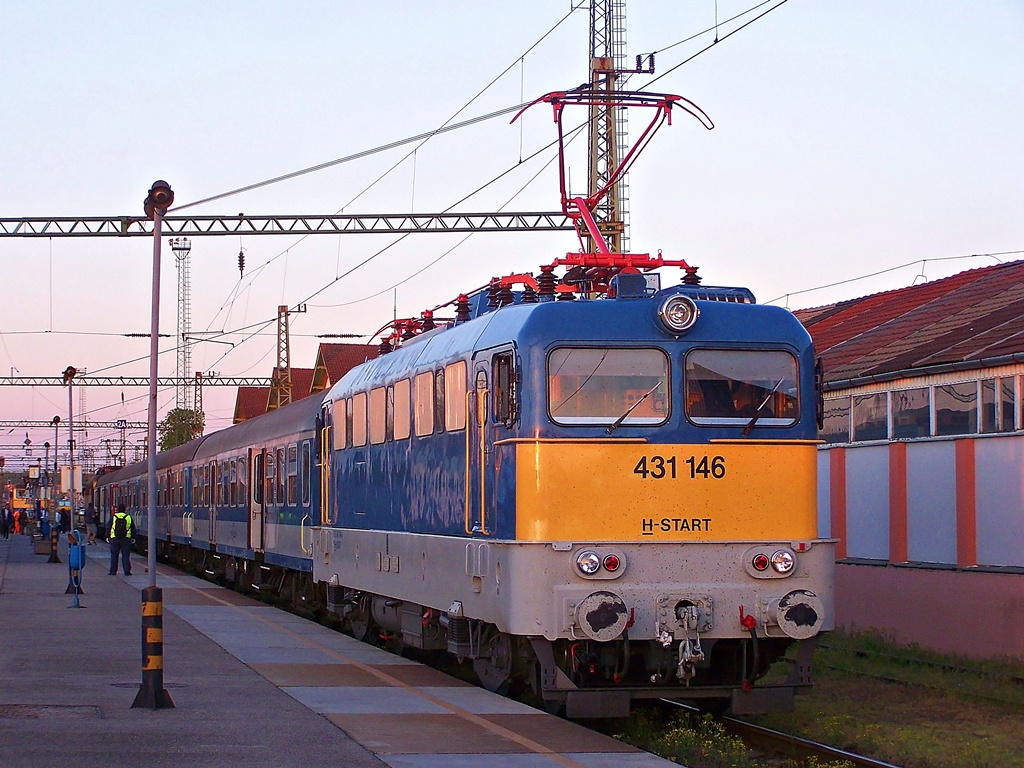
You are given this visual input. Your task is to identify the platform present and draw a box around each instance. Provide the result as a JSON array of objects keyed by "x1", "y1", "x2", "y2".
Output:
[{"x1": 0, "y1": 535, "x2": 675, "y2": 767}]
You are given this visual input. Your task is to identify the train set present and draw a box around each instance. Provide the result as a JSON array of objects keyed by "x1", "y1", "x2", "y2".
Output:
[{"x1": 92, "y1": 88, "x2": 834, "y2": 718}]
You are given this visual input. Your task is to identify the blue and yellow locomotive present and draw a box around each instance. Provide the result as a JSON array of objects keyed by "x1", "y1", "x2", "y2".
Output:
[{"x1": 313, "y1": 265, "x2": 833, "y2": 717}]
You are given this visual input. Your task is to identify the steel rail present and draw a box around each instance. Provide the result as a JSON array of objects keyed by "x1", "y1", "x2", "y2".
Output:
[
  {"x1": 720, "y1": 715, "x2": 904, "y2": 768},
  {"x1": 0, "y1": 212, "x2": 574, "y2": 238}
]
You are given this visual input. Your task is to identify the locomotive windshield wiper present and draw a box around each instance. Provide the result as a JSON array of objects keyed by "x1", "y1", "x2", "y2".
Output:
[
  {"x1": 606, "y1": 382, "x2": 662, "y2": 435},
  {"x1": 742, "y1": 378, "x2": 784, "y2": 436}
]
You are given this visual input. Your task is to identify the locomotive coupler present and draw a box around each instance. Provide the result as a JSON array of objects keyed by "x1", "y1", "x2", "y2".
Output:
[{"x1": 675, "y1": 605, "x2": 705, "y2": 681}]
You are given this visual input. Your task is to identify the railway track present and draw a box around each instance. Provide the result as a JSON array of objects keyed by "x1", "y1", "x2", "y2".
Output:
[{"x1": 660, "y1": 699, "x2": 901, "y2": 768}]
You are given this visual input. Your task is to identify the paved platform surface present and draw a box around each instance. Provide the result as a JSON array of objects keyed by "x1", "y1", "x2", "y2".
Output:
[{"x1": 0, "y1": 535, "x2": 676, "y2": 767}]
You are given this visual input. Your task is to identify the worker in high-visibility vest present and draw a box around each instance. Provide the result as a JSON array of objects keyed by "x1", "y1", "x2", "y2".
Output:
[{"x1": 108, "y1": 504, "x2": 134, "y2": 576}]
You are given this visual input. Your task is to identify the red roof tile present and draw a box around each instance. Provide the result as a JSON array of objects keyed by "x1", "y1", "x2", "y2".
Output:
[{"x1": 796, "y1": 260, "x2": 1024, "y2": 384}]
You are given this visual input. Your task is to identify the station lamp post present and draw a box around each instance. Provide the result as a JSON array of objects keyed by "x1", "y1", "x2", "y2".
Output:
[
  {"x1": 63, "y1": 367, "x2": 76, "y2": 530},
  {"x1": 133, "y1": 180, "x2": 174, "y2": 710}
]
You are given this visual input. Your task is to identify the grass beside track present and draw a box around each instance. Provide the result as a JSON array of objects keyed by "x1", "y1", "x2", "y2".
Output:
[{"x1": 743, "y1": 630, "x2": 1024, "y2": 768}]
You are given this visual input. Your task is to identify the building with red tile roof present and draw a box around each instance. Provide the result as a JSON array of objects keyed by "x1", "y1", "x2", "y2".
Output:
[
  {"x1": 795, "y1": 260, "x2": 1024, "y2": 661},
  {"x1": 310, "y1": 343, "x2": 378, "y2": 394}
]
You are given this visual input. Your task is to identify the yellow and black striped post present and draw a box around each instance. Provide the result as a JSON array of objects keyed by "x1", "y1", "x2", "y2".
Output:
[
  {"x1": 47, "y1": 525, "x2": 61, "y2": 563},
  {"x1": 131, "y1": 586, "x2": 174, "y2": 709}
]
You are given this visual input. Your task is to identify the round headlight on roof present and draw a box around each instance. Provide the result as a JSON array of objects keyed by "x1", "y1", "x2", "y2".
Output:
[{"x1": 658, "y1": 295, "x2": 699, "y2": 333}]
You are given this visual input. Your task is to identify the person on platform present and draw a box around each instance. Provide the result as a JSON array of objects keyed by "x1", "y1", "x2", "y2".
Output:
[
  {"x1": 12, "y1": 508, "x2": 21, "y2": 535},
  {"x1": 1, "y1": 507, "x2": 10, "y2": 539},
  {"x1": 108, "y1": 503, "x2": 133, "y2": 576},
  {"x1": 85, "y1": 503, "x2": 98, "y2": 545}
]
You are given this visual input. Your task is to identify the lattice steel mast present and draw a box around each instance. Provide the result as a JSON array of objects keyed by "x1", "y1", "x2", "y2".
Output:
[
  {"x1": 170, "y1": 237, "x2": 193, "y2": 410},
  {"x1": 588, "y1": 0, "x2": 630, "y2": 254}
]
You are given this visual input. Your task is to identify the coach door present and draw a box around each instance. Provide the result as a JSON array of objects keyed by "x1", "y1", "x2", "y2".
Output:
[
  {"x1": 466, "y1": 363, "x2": 492, "y2": 536},
  {"x1": 249, "y1": 449, "x2": 265, "y2": 551}
]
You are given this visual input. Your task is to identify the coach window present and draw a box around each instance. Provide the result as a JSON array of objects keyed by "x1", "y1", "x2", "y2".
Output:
[
  {"x1": 301, "y1": 442, "x2": 311, "y2": 506},
  {"x1": 445, "y1": 361, "x2": 467, "y2": 430},
  {"x1": 369, "y1": 387, "x2": 387, "y2": 444},
  {"x1": 493, "y1": 352, "x2": 516, "y2": 427},
  {"x1": 685, "y1": 349, "x2": 795, "y2": 427},
  {"x1": 265, "y1": 451, "x2": 275, "y2": 505},
  {"x1": 352, "y1": 393, "x2": 368, "y2": 447},
  {"x1": 287, "y1": 445, "x2": 298, "y2": 505},
  {"x1": 332, "y1": 399, "x2": 347, "y2": 450},
  {"x1": 229, "y1": 460, "x2": 238, "y2": 506},
  {"x1": 276, "y1": 448, "x2": 286, "y2": 503},
  {"x1": 414, "y1": 372, "x2": 434, "y2": 436},
  {"x1": 550, "y1": 348, "x2": 669, "y2": 426},
  {"x1": 393, "y1": 378, "x2": 411, "y2": 440},
  {"x1": 238, "y1": 458, "x2": 247, "y2": 506}
]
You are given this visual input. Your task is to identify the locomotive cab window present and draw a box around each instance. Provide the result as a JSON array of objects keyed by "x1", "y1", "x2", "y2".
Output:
[
  {"x1": 547, "y1": 348, "x2": 669, "y2": 426},
  {"x1": 493, "y1": 352, "x2": 516, "y2": 427},
  {"x1": 685, "y1": 349, "x2": 798, "y2": 426}
]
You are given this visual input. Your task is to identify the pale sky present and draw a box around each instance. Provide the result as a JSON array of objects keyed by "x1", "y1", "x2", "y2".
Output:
[{"x1": 1, "y1": 1, "x2": 1022, "y2": 467}]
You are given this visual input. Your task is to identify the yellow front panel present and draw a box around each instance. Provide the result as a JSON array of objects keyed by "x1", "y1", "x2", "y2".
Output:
[{"x1": 514, "y1": 442, "x2": 818, "y2": 542}]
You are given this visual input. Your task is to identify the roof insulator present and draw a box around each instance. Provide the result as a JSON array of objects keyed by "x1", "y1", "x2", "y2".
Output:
[
  {"x1": 521, "y1": 284, "x2": 538, "y2": 303},
  {"x1": 537, "y1": 265, "x2": 557, "y2": 298},
  {"x1": 455, "y1": 294, "x2": 471, "y2": 323},
  {"x1": 420, "y1": 309, "x2": 435, "y2": 331}
]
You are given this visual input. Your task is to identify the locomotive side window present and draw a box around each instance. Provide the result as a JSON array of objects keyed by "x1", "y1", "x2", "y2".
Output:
[
  {"x1": 352, "y1": 393, "x2": 368, "y2": 446},
  {"x1": 394, "y1": 378, "x2": 411, "y2": 440},
  {"x1": 332, "y1": 400, "x2": 347, "y2": 450},
  {"x1": 385, "y1": 386, "x2": 395, "y2": 442},
  {"x1": 434, "y1": 369, "x2": 446, "y2": 433},
  {"x1": 548, "y1": 348, "x2": 669, "y2": 426},
  {"x1": 369, "y1": 387, "x2": 387, "y2": 445},
  {"x1": 345, "y1": 397, "x2": 354, "y2": 447},
  {"x1": 684, "y1": 349, "x2": 798, "y2": 426},
  {"x1": 445, "y1": 361, "x2": 468, "y2": 430},
  {"x1": 414, "y1": 372, "x2": 434, "y2": 436},
  {"x1": 493, "y1": 352, "x2": 516, "y2": 427}
]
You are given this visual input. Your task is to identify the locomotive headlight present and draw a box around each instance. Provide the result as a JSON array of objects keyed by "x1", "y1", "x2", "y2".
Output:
[
  {"x1": 658, "y1": 295, "x2": 699, "y2": 333},
  {"x1": 770, "y1": 549, "x2": 795, "y2": 574},
  {"x1": 576, "y1": 550, "x2": 601, "y2": 575}
]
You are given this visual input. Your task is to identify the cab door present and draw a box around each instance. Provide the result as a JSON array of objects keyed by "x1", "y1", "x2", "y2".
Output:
[
  {"x1": 467, "y1": 363, "x2": 492, "y2": 536},
  {"x1": 248, "y1": 449, "x2": 265, "y2": 551}
]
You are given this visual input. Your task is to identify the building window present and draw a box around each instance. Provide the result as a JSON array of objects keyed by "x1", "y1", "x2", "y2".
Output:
[
  {"x1": 414, "y1": 372, "x2": 434, "y2": 436},
  {"x1": 394, "y1": 379, "x2": 411, "y2": 440},
  {"x1": 891, "y1": 387, "x2": 930, "y2": 439},
  {"x1": 852, "y1": 392, "x2": 887, "y2": 441},
  {"x1": 821, "y1": 396, "x2": 851, "y2": 444},
  {"x1": 935, "y1": 382, "x2": 977, "y2": 436},
  {"x1": 982, "y1": 377, "x2": 1016, "y2": 433}
]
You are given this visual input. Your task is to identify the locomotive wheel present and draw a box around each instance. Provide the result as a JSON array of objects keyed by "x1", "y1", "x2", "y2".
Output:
[
  {"x1": 349, "y1": 604, "x2": 374, "y2": 643},
  {"x1": 473, "y1": 632, "x2": 514, "y2": 694}
]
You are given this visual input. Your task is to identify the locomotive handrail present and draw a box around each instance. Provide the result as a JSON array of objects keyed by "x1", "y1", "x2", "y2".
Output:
[
  {"x1": 464, "y1": 391, "x2": 474, "y2": 536},
  {"x1": 300, "y1": 514, "x2": 312, "y2": 555},
  {"x1": 709, "y1": 439, "x2": 825, "y2": 445},
  {"x1": 478, "y1": 387, "x2": 490, "y2": 536}
]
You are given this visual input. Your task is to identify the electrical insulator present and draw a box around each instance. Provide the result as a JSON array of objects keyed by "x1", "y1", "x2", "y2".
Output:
[{"x1": 238, "y1": 250, "x2": 245, "y2": 277}]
